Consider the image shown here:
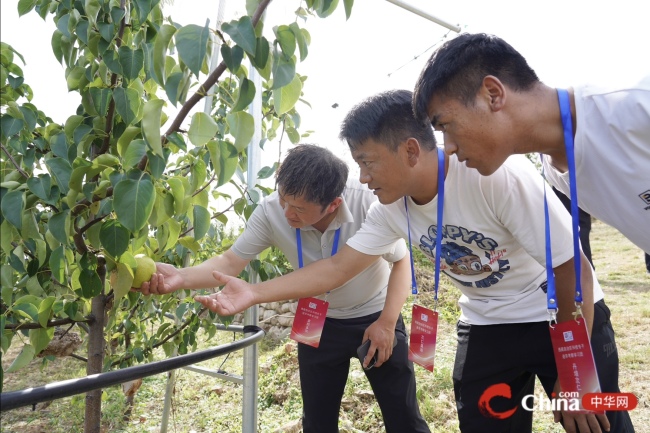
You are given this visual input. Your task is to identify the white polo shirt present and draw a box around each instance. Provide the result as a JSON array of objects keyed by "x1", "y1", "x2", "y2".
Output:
[{"x1": 230, "y1": 178, "x2": 407, "y2": 319}]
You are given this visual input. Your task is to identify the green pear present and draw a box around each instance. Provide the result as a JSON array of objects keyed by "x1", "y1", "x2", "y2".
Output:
[{"x1": 132, "y1": 254, "x2": 156, "y2": 288}]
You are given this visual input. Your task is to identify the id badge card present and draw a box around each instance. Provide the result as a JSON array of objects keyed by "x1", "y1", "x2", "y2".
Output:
[
  {"x1": 549, "y1": 317, "x2": 602, "y2": 410},
  {"x1": 408, "y1": 304, "x2": 438, "y2": 372},
  {"x1": 290, "y1": 297, "x2": 329, "y2": 348}
]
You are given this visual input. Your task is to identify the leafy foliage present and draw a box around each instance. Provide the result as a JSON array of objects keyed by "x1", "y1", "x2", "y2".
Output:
[{"x1": 0, "y1": 0, "x2": 355, "y2": 412}]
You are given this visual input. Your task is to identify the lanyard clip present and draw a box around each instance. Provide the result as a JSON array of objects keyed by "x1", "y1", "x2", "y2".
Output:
[
  {"x1": 547, "y1": 308, "x2": 558, "y2": 328},
  {"x1": 572, "y1": 302, "x2": 584, "y2": 321}
]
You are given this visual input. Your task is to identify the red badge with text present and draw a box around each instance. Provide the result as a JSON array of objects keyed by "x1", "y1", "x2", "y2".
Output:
[
  {"x1": 550, "y1": 318, "x2": 601, "y2": 410},
  {"x1": 290, "y1": 297, "x2": 328, "y2": 348},
  {"x1": 408, "y1": 304, "x2": 438, "y2": 371}
]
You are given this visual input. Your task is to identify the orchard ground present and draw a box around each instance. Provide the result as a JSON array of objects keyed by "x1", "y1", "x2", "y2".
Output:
[{"x1": 1, "y1": 219, "x2": 648, "y2": 433}]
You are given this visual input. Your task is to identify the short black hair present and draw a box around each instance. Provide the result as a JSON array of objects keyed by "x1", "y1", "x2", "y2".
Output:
[
  {"x1": 339, "y1": 89, "x2": 437, "y2": 152},
  {"x1": 275, "y1": 144, "x2": 348, "y2": 209},
  {"x1": 413, "y1": 33, "x2": 539, "y2": 125}
]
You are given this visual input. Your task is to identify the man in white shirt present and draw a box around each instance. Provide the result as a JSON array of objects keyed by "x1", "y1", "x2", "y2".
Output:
[
  {"x1": 139, "y1": 145, "x2": 430, "y2": 433},
  {"x1": 198, "y1": 91, "x2": 632, "y2": 433},
  {"x1": 412, "y1": 32, "x2": 650, "y2": 255}
]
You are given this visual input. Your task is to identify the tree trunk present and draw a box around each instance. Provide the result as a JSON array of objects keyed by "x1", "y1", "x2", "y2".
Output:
[{"x1": 84, "y1": 258, "x2": 107, "y2": 433}]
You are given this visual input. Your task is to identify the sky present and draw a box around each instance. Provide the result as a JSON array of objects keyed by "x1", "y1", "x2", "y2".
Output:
[{"x1": 2, "y1": 0, "x2": 650, "y2": 171}]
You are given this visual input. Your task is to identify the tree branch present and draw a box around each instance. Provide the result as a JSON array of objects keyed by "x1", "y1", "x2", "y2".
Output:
[
  {"x1": 4, "y1": 317, "x2": 92, "y2": 331},
  {"x1": 1, "y1": 143, "x2": 29, "y2": 178},
  {"x1": 136, "y1": 0, "x2": 274, "y2": 172},
  {"x1": 97, "y1": 0, "x2": 128, "y2": 156}
]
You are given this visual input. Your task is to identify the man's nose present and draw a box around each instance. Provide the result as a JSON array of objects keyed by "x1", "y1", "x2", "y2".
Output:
[
  {"x1": 443, "y1": 137, "x2": 458, "y2": 155},
  {"x1": 359, "y1": 170, "x2": 371, "y2": 185}
]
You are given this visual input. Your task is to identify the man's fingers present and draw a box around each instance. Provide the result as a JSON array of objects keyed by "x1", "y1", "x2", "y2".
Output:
[
  {"x1": 595, "y1": 412, "x2": 610, "y2": 432},
  {"x1": 212, "y1": 270, "x2": 231, "y2": 285}
]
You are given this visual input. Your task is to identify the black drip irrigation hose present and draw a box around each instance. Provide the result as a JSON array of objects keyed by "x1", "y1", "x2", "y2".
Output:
[{"x1": 0, "y1": 325, "x2": 265, "y2": 412}]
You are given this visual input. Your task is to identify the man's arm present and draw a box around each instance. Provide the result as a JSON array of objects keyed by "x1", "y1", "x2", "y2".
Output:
[
  {"x1": 139, "y1": 249, "x2": 250, "y2": 295},
  {"x1": 196, "y1": 245, "x2": 379, "y2": 315},
  {"x1": 362, "y1": 254, "x2": 411, "y2": 368}
]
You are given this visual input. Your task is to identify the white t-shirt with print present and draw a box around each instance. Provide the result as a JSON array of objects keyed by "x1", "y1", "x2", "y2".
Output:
[
  {"x1": 348, "y1": 154, "x2": 604, "y2": 325},
  {"x1": 231, "y1": 178, "x2": 407, "y2": 319},
  {"x1": 542, "y1": 76, "x2": 650, "y2": 253}
]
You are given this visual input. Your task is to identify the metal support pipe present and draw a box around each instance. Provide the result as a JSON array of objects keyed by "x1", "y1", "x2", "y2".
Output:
[
  {"x1": 385, "y1": 0, "x2": 460, "y2": 33},
  {"x1": 0, "y1": 326, "x2": 265, "y2": 412}
]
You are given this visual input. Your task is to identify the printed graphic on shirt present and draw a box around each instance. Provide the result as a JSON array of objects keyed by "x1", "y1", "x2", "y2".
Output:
[
  {"x1": 418, "y1": 224, "x2": 510, "y2": 288},
  {"x1": 639, "y1": 190, "x2": 650, "y2": 210}
]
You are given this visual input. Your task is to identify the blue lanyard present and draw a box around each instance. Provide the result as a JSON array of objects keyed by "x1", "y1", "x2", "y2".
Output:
[
  {"x1": 296, "y1": 227, "x2": 341, "y2": 269},
  {"x1": 543, "y1": 89, "x2": 583, "y2": 314},
  {"x1": 404, "y1": 147, "x2": 445, "y2": 303}
]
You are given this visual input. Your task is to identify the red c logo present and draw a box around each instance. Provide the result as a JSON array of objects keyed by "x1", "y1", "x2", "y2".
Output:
[{"x1": 478, "y1": 383, "x2": 518, "y2": 419}]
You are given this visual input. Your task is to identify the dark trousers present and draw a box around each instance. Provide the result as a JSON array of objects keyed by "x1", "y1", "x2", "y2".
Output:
[
  {"x1": 453, "y1": 300, "x2": 634, "y2": 433},
  {"x1": 298, "y1": 312, "x2": 430, "y2": 433}
]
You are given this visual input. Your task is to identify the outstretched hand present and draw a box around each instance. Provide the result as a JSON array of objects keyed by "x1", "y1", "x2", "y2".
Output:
[
  {"x1": 138, "y1": 263, "x2": 183, "y2": 295},
  {"x1": 194, "y1": 271, "x2": 257, "y2": 316}
]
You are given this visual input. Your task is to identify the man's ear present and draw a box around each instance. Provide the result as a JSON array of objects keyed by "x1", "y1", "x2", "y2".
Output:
[
  {"x1": 326, "y1": 197, "x2": 343, "y2": 214},
  {"x1": 404, "y1": 138, "x2": 421, "y2": 167},
  {"x1": 482, "y1": 75, "x2": 506, "y2": 111}
]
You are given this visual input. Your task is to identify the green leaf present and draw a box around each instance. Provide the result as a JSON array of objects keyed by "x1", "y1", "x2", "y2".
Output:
[
  {"x1": 48, "y1": 210, "x2": 70, "y2": 245},
  {"x1": 134, "y1": 0, "x2": 161, "y2": 22},
  {"x1": 226, "y1": 111, "x2": 255, "y2": 152},
  {"x1": 188, "y1": 112, "x2": 219, "y2": 147},
  {"x1": 178, "y1": 235, "x2": 201, "y2": 253},
  {"x1": 141, "y1": 98, "x2": 165, "y2": 157},
  {"x1": 274, "y1": 25, "x2": 296, "y2": 58},
  {"x1": 175, "y1": 21, "x2": 210, "y2": 77},
  {"x1": 30, "y1": 327, "x2": 54, "y2": 354},
  {"x1": 49, "y1": 245, "x2": 66, "y2": 283},
  {"x1": 113, "y1": 175, "x2": 155, "y2": 233},
  {"x1": 111, "y1": 261, "x2": 134, "y2": 301},
  {"x1": 5, "y1": 344, "x2": 35, "y2": 373},
  {"x1": 1, "y1": 190, "x2": 24, "y2": 230},
  {"x1": 79, "y1": 268, "x2": 103, "y2": 298},
  {"x1": 273, "y1": 74, "x2": 303, "y2": 115},
  {"x1": 123, "y1": 139, "x2": 148, "y2": 169},
  {"x1": 290, "y1": 23, "x2": 309, "y2": 61},
  {"x1": 116, "y1": 126, "x2": 142, "y2": 157},
  {"x1": 38, "y1": 296, "x2": 56, "y2": 328},
  {"x1": 192, "y1": 205, "x2": 210, "y2": 240},
  {"x1": 257, "y1": 163, "x2": 278, "y2": 180},
  {"x1": 152, "y1": 24, "x2": 176, "y2": 85},
  {"x1": 167, "y1": 177, "x2": 186, "y2": 215},
  {"x1": 118, "y1": 46, "x2": 144, "y2": 81},
  {"x1": 12, "y1": 302, "x2": 39, "y2": 323},
  {"x1": 216, "y1": 141, "x2": 238, "y2": 187},
  {"x1": 26, "y1": 175, "x2": 51, "y2": 201},
  {"x1": 286, "y1": 127, "x2": 300, "y2": 144},
  {"x1": 222, "y1": 16, "x2": 256, "y2": 56},
  {"x1": 271, "y1": 49, "x2": 295, "y2": 90},
  {"x1": 343, "y1": 0, "x2": 354, "y2": 19},
  {"x1": 317, "y1": 0, "x2": 340, "y2": 17},
  {"x1": 232, "y1": 78, "x2": 255, "y2": 112},
  {"x1": 89, "y1": 88, "x2": 112, "y2": 117},
  {"x1": 98, "y1": 22, "x2": 115, "y2": 42},
  {"x1": 45, "y1": 157, "x2": 72, "y2": 194},
  {"x1": 251, "y1": 36, "x2": 270, "y2": 70},
  {"x1": 17, "y1": 0, "x2": 38, "y2": 16},
  {"x1": 113, "y1": 87, "x2": 141, "y2": 126},
  {"x1": 99, "y1": 220, "x2": 130, "y2": 258},
  {"x1": 0, "y1": 115, "x2": 24, "y2": 139},
  {"x1": 220, "y1": 44, "x2": 244, "y2": 73}
]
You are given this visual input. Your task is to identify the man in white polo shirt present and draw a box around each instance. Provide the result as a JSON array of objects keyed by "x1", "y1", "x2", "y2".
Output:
[{"x1": 139, "y1": 144, "x2": 430, "y2": 433}]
